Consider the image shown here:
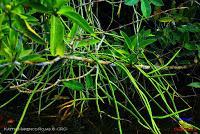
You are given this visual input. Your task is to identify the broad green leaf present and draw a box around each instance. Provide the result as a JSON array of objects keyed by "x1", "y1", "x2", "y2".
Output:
[
  {"x1": 69, "y1": 23, "x2": 78, "y2": 38},
  {"x1": 127, "y1": 54, "x2": 137, "y2": 63},
  {"x1": 54, "y1": 0, "x2": 69, "y2": 8},
  {"x1": 9, "y1": 28, "x2": 18, "y2": 50},
  {"x1": 43, "y1": 0, "x2": 54, "y2": 8},
  {"x1": 140, "y1": 38, "x2": 156, "y2": 48},
  {"x1": 197, "y1": 45, "x2": 200, "y2": 51},
  {"x1": 115, "y1": 49, "x2": 129, "y2": 55},
  {"x1": 57, "y1": 5, "x2": 74, "y2": 12},
  {"x1": 141, "y1": 29, "x2": 153, "y2": 37},
  {"x1": 63, "y1": 80, "x2": 84, "y2": 91},
  {"x1": 150, "y1": 0, "x2": 164, "y2": 6},
  {"x1": 131, "y1": 36, "x2": 137, "y2": 50},
  {"x1": 85, "y1": 75, "x2": 94, "y2": 89},
  {"x1": 20, "y1": 54, "x2": 46, "y2": 62},
  {"x1": 57, "y1": 6, "x2": 93, "y2": 34},
  {"x1": 159, "y1": 17, "x2": 174, "y2": 23},
  {"x1": 113, "y1": 49, "x2": 129, "y2": 60},
  {"x1": 65, "y1": 23, "x2": 78, "y2": 44},
  {"x1": 15, "y1": 38, "x2": 23, "y2": 55},
  {"x1": 182, "y1": 32, "x2": 189, "y2": 43},
  {"x1": 120, "y1": 31, "x2": 132, "y2": 50},
  {"x1": 130, "y1": 29, "x2": 155, "y2": 49},
  {"x1": 44, "y1": 0, "x2": 70, "y2": 9},
  {"x1": 187, "y1": 82, "x2": 200, "y2": 88},
  {"x1": 184, "y1": 43, "x2": 197, "y2": 51},
  {"x1": 124, "y1": 0, "x2": 139, "y2": 6},
  {"x1": 11, "y1": 5, "x2": 24, "y2": 15},
  {"x1": 0, "y1": 14, "x2": 5, "y2": 51},
  {"x1": 19, "y1": 49, "x2": 32, "y2": 59},
  {"x1": 0, "y1": 14, "x2": 5, "y2": 32},
  {"x1": 16, "y1": 17, "x2": 45, "y2": 44},
  {"x1": 50, "y1": 15, "x2": 65, "y2": 56},
  {"x1": 178, "y1": 24, "x2": 200, "y2": 33},
  {"x1": 0, "y1": 59, "x2": 8, "y2": 64},
  {"x1": 141, "y1": 0, "x2": 151, "y2": 17},
  {"x1": 1, "y1": 41, "x2": 13, "y2": 60},
  {"x1": 77, "y1": 38, "x2": 99, "y2": 48},
  {"x1": 24, "y1": 2, "x2": 51, "y2": 13}
]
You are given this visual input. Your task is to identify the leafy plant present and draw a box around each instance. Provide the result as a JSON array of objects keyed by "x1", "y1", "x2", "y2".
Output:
[
  {"x1": 124, "y1": 0, "x2": 164, "y2": 17},
  {"x1": 0, "y1": 0, "x2": 199, "y2": 134}
]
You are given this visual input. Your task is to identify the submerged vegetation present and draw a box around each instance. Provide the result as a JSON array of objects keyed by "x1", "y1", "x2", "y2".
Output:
[{"x1": 0, "y1": 0, "x2": 200, "y2": 133}]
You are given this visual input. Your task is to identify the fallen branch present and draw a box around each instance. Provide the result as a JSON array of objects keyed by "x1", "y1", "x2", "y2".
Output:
[{"x1": 0, "y1": 55, "x2": 199, "y2": 70}]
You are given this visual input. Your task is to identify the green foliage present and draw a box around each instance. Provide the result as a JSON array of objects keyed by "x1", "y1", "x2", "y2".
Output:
[
  {"x1": 159, "y1": 17, "x2": 174, "y2": 23},
  {"x1": 85, "y1": 74, "x2": 94, "y2": 89},
  {"x1": 150, "y1": 0, "x2": 164, "y2": 6},
  {"x1": 0, "y1": 0, "x2": 199, "y2": 134},
  {"x1": 120, "y1": 31, "x2": 133, "y2": 50},
  {"x1": 63, "y1": 80, "x2": 84, "y2": 91},
  {"x1": 125, "y1": 0, "x2": 163, "y2": 17},
  {"x1": 0, "y1": 0, "x2": 94, "y2": 62},
  {"x1": 124, "y1": 0, "x2": 139, "y2": 6},
  {"x1": 120, "y1": 29, "x2": 156, "y2": 51},
  {"x1": 16, "y1": 17, "x2": 45, "y2": 44},
  {"x1": 77, "y1": 38, "x2": 99, "y2": 48},
  {"x1": 57, "y1": 6, "x2": 94, "y2": 34},
  {"x1": 65, "y1": 23, "x2": 78, "y2": 44},
  {"x1": 141, "y1": 0, "x2": 151, "y2": 17},
  {"x1": 19, "y1": 54, "x2": 46, "y2": 62},
  {"x1": 187, "y1": 82, "x2": 200, "y2": 88},
  {"x1": 0, "y1": 14, "x2": 4, "y2": 31},
  {"x1": 50, "y1": 15, "x2": 65, "y2": 56}
]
